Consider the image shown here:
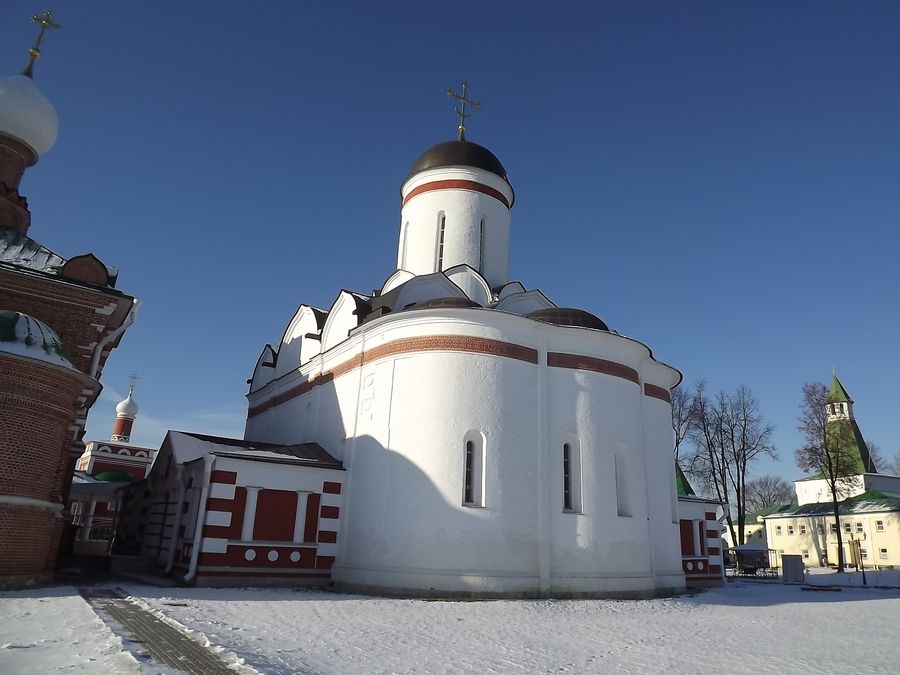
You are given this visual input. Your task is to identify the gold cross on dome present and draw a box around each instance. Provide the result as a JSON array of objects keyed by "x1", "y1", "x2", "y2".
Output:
[
  {"x1": 22, "y1": 10, "x2": 60, "y2": 78},
  {"x1": 446, "y1": 81, "x2": 481, "y2": 141}
]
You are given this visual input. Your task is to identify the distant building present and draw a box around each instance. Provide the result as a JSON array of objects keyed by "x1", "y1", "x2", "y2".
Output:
[
  {"x1": 0, "y1": 19, "x2": 138, "y2": 587},
  {"x1": 68, "y1": 387, "x2": 154, "y2": 555},
  {"x1": 675, "y1": 463, "x2": 725, "y2": 585},
  {"x1": 764, "y1": 376, "x2": 900, "y2": 567},
  {"x1": 75, "y1": 386, "x2": 154, "y2": 480}
]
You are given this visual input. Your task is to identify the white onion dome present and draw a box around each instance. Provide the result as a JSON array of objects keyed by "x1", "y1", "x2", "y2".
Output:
[
  {"x1": 0, "y1": 309, "x2": 74, "y2": 370},
  {"x1": 0, "y1": 74, "x2": 59, "y2": 158},
  {"x1": 116, "y1": 389, "x2": 140, "y2": 418}
]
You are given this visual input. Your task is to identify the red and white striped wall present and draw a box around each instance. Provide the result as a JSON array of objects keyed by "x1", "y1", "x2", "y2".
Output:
[
  {"x1": 184, "y1": 463, "x2": 344, "y2": 583},
  {"x1": 678, "y1": 504, "x2": 724, "y2": 585}
]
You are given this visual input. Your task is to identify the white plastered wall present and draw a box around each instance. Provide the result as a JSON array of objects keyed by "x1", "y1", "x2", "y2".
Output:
[
  {"x1": 246, "y1": 308, "x2": 684, "y2": 596},
  {"x1": 399, "y1": 167, "x2": 512, "y2": 288}
]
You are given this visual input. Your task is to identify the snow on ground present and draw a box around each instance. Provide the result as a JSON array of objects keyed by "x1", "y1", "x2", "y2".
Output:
[
  {"x1": 124, "y1": 582, "x2": 900, "y2": 675},
  {"x1": 0, "y1": 586, "x2": 139, "y2": 674}
]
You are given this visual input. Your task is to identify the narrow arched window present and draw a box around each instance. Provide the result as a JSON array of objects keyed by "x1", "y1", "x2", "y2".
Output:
[
  {"x1": 400, "y1": 221, "x2": 409, "y2": 268},
  {"x1": 436, "y1": 213, "x2": 447, "y2": 272},
  {"x1": 615, "y1": 452, "x2": 631, "y2": 517},
  {"x1": 462, "y1": 432, "x2": 485, "y2": 507},
  {"x1": 479, "y1": 217, "x2": 486, "y2": 270},
  {"x1": 464, "y1": 441, "x2": 475, "y2": 504},
  {"x1": 563, "y1": 440, "x2": 582, "y2": 513}
]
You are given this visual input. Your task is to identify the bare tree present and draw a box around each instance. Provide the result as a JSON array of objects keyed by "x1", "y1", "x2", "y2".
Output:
[
  {"x1": 795, "y1": 382, "x2": 862, "y2": 572},
  {"x1": 746, "y1": 475, "x2": 793, "y2": 512},
  {"x1": 671, "y1": 384, "x2": 691, "y2": 461},
  {"x1": 889, "y1": 449, "x2": 900, "y2": 477},
  {"x1": 684, "y1": 383, "x2": 776, "y2": 545},
  {"x1": 866, "y1": 441, "x2": 883, "y2": 472},
  {"x1": 684, "y1": 382, "x2": 731, "y2": 531}
]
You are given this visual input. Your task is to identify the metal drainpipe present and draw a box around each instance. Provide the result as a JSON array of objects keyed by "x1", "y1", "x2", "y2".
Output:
[
  {"x1": 184, "y1": 456, "x2": 215, "y2": 583},
  {"x1": 88, "y1": 299, "x2": 141, "y2": 379},
  {"x1": 164, "y1": 466, "x2": 187, "y2": 574}
]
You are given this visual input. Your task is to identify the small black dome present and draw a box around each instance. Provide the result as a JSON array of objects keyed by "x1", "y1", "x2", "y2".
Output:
[
  {"x1": 526, "y1": 308, "x2": 610, "y2": 331},
  {"x1": 406, "y1": 140, "x2": 509, "y2": 183},
  {"x1": 407, "y1": 297, "x2": 482, "y2": 310}
]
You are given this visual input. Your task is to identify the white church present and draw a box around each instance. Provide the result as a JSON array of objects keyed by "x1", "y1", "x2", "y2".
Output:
[{"x1": 119, "y1": 101, "x2": 722, "y2": 596}]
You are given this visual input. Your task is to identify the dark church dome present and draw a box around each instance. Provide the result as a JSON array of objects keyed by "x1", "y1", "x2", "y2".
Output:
[
  {"x1": 407, "y1": 297, "x2": 482, "y2": 310},
  {"x1": 526, "y1": 308, "x2": 610, "y2": 331},
  {"x1": 406, "y1": 140, "x2": 509, "y2": 183}
]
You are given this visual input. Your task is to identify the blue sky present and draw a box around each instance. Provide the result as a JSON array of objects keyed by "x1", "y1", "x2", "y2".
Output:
[{"x1": 3, "y1": 2, "x2": 899, "y2": 482}]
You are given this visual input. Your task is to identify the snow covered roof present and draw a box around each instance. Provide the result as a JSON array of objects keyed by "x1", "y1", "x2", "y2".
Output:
[
  {"x1": 0, "y1": 227, "x2": 65, "y2": 273},
  {"x1": 0, "y1": 227, "x2": 120, "y2": 289},
  {"x1": 763, "y1": 491, "x2": 900, "y2": 519},
  {"x1": 0, "y1": 310, "x2": 77, "y2": 371},
  {"x1": 169, "y1": 431, "x2": 343, "y2": 470}
]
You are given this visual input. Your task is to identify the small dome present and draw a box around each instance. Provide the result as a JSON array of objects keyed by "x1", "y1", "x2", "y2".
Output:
[
  {"x1": 93, "y1": 470, "x2": 137, "y2": 483},
  {"x1": 526, "y1": 308, "x2": 610, "y2": 331},
  {"x1": 116, "y1": 389, "x2": 140, "y2": 418},
  {"x1": 406, "y1": 297, "x2": 482, "y2": 310},
  {"x1": 0, "y1": 310, "x2": 74, "y2": 369},
  {"x1": 407, "y1": 140, "x2": 508, "y2": 183},
  {"x1": 0, "y1": 75, "x2": 59, "y2": 157}
]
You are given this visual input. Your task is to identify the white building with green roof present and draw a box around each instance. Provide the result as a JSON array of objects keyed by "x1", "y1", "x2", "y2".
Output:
[{"x1": 765, "y1": 376, "x2": 900, "y2": 568}]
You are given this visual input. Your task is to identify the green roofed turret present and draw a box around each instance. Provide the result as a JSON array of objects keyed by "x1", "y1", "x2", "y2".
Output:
[
  {"x1": 825, "y1": 375, "x2": 876, "y2": 474},
  {"x1": 827, "y1": 375, "x2": 853, "y2": 404},
  {"x1": 675, "y1": 462, "x2": 695, "y2": 497}
]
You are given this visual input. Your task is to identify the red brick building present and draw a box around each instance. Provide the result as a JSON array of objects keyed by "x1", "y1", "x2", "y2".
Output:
[{"x1": 0, "y1": 36, "x2": 138, "y2": 586}]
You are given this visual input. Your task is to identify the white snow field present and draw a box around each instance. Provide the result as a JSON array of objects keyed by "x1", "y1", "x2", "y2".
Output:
[
  {"x1": 123, "y1": 582, "x2": 900, "y2": 675},
  {"x1": 0, "y1": 586, "x2": 139, "y2": 674},
  {"x1": 3, "y1": 582, "x2": 899, "y2": 674}
]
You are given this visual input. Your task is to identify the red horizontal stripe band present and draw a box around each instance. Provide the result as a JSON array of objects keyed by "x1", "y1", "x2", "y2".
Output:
[
  {"x1": 547, "y1": 352, "x2": 640, "y2": 385},
  {"x1": 644, "y1": 383, "x2": 671, "y2": 403},
  {"x1": 249, "y1": 335, "x2": 538, "y2": 418},
  {"x1": 403, "y1": 179, "x2": 510, "y2": 208}
]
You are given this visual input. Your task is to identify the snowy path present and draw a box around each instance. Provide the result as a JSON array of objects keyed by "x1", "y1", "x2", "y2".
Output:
[
  {"x1": 125, "y1": 582, "x2": 900, "y2": 674},
  {"x1": 0, "y1": 586, "x2": 139, "y2": 674}
]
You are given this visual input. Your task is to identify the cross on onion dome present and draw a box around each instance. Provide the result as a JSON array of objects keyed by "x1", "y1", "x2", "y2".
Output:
[
  {"x1": 22, "y1": 10, "x2": 60, "y2": 79},
  {"x1": 446, "y1": 81, "x2": 481, "y2": 141}
]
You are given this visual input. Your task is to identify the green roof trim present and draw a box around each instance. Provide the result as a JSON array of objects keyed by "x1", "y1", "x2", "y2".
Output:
[
  {"x1": 764, "y1": 490, "x2": 900, "y2": 518},
  {"x1": 745, "y1": 503, "x2": 795, "y2": 523},
  {"x1": 93, "y1": 470, "x2": 137, "y2": 483},
  {"x1": 827, "y1": 375, "x2": 853, "y2": 404},
  {"x1": 675, "y1": 462, "x2": 695, "y2": 496}
]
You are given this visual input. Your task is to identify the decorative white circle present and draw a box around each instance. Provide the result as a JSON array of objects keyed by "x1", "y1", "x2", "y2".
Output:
[
  {"x1": 244, "y1": 549, "x2": 256, "y2": 561},
  {"x1": 686, "y1": 562, "x2": 694, "y2": 571},
  {"x1": 268, "y1": 550, "x2": 279, "y2": 562},
  {"x1": 697, "y1": 561, "x2": 705, "y2": 571},
  {"x1": 290, "y1": 551, "x2": 301, "y2": 563}
]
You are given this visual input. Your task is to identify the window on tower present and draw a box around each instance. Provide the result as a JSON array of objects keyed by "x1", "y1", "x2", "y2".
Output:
[
  {"x1": 436, "y1": 213, "x2": 447, "y2": 272},
  {"x1": 479, "y1": 217, "x2": 486, "y2": 270}
]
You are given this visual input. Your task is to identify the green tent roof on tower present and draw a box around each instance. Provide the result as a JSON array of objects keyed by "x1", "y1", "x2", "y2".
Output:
[
  {"x1": 829, "y1": 417, "x2": 877, "y2": 474},
  {"x1": 675, "y1": 462, "x2": 696, "y2": 496},
  {"x1": 827, "y1": 375, "x2": 853, "y2": 403}
]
